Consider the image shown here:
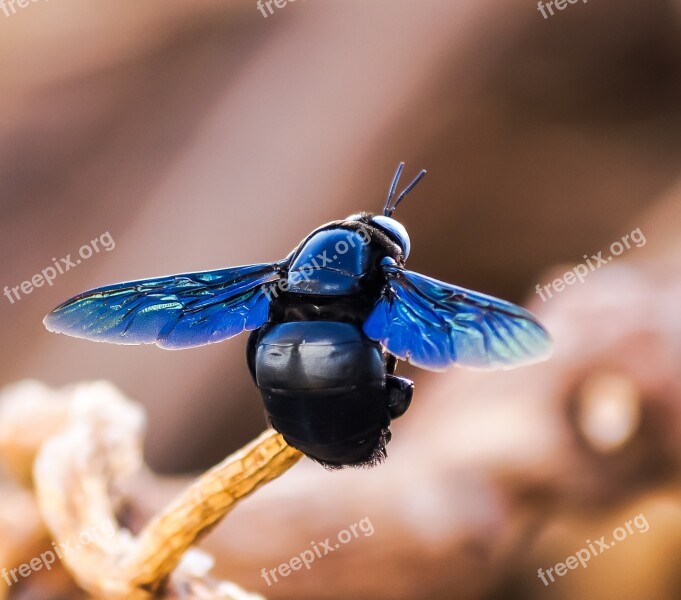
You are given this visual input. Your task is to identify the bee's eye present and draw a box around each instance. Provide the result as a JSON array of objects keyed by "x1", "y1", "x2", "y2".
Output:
[{"x1": 371, "y1": 216, "x2": 411, "y2": 259}]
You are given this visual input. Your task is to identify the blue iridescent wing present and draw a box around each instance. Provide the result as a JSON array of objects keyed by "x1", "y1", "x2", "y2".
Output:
[
  {"x1": 363, "y1": 262, "x2": 552, "y2": 371},
  {"x1": 44, "y1": 262, "x2": 285, "y2": 349}
]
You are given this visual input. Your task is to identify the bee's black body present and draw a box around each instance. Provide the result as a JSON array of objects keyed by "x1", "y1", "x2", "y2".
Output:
[{"x1": 247, "y1": 216, "x2": 413, "y2": 467}]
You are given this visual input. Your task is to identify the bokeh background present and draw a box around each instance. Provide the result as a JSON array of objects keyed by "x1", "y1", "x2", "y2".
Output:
[{"x1": 2, "y1": 0, "x2": 681, "y2": 598}]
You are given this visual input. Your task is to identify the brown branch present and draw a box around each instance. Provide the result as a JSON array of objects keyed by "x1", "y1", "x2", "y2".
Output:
[
  {"x1": 0, "y1": 380, "x2": 301, "y2": 599},
  {"x1": 126, "y1": 431, "x2": 302, "y2": 594}
]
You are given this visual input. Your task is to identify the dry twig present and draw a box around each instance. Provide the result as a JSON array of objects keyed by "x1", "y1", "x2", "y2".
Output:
[{"x1": 0, "y1": 380, "x2": 302, "y2": 599}]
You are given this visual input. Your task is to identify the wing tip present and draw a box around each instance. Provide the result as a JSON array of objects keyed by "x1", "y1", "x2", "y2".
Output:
[{"x1": 43, "y1": 311, "x2": 59, "y2": 333}]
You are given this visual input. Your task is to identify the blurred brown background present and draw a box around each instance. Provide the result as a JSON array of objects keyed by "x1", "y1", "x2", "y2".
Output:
[{"x1": 2, "y1": 0, "x2": 681, "y2": 598}]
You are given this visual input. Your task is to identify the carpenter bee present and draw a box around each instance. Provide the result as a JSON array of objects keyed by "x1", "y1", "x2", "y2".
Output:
[{"x1": 44, "y1": 163, "x2": 552, "y2": 468}]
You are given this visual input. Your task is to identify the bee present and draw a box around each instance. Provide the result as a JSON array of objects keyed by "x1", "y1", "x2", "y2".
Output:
[{"x1": 45, "y1": 163, "x2": 551, "y2": 468}]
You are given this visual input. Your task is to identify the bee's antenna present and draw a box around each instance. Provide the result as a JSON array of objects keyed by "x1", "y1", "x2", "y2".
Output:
[
  {"x1": 384, "y1": 162, "x2": 405, "y2": 216},
  {"x1": 387, "y1": 167, "x2": 427, "y2": 217}
]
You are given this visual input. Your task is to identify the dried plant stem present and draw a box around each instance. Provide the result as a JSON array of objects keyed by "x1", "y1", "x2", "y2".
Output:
[
  {"x1": 127, "y1": 430, "x2": 302, "y2": 593},
  {"x1": 16, "y1": 381, "x2": 302, "y2": 599}
]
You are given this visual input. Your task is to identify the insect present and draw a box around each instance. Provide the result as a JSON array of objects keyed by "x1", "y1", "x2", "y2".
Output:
[{"x1": 44, "y1": 163, "x2": 552, "y2": 468}]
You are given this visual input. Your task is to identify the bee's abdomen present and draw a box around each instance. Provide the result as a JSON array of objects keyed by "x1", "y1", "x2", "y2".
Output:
[{"x1": 254, "y1": 321, "x2": 390, "y2": 466}]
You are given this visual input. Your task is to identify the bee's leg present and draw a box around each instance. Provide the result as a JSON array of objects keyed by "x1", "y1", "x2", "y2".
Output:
[
  {"x1": 246, "y1": 328, "x2": 262, "y2": 384},
  {"x1": 386, "y1": 375, "x2": 414, "y2": 419}
]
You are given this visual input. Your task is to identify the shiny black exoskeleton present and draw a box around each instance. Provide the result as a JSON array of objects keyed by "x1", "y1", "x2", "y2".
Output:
[{"x1": 247, "y1": 218, "x2": 415, "y2": 467}]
